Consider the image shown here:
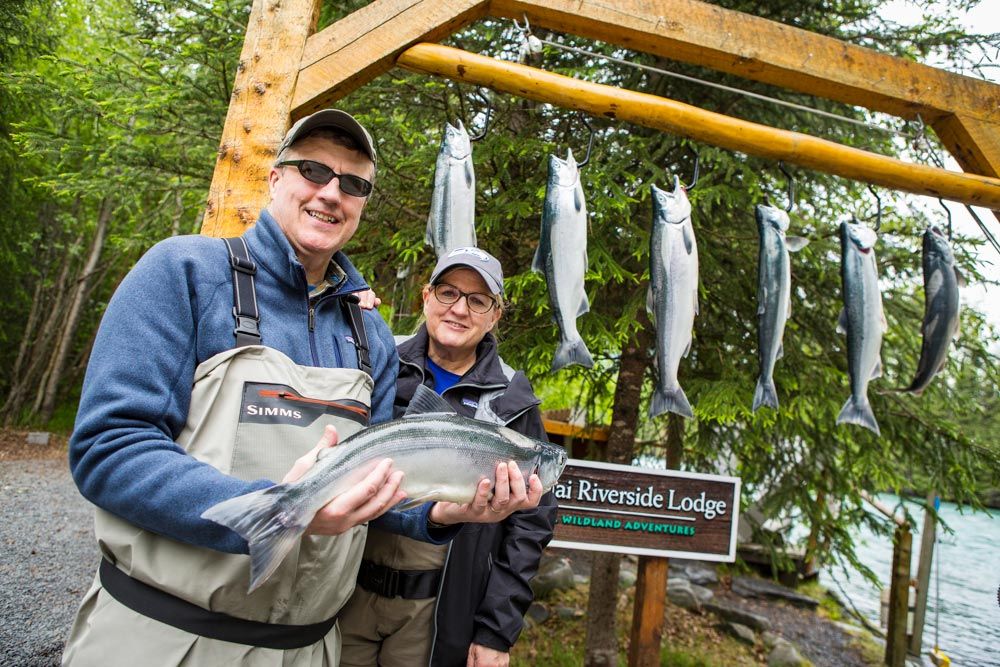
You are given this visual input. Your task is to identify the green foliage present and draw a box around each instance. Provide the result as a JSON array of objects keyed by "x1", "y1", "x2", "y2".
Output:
[{"x1": 1, "y1": 0, "x2": 997, "y2": 576}]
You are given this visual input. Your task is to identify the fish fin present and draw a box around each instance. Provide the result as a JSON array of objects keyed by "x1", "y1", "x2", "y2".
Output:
[
  {"x1": 682, "y1": 336, "x2": 693, "y2": 358},
  {"x1": 201, "y1": 485, "x2": 308, "y2": 593},
  {"x1": 649, "y1": 385, "x2": 694, "y2": 419},
  {"x1": 404, "y1": 384, "x2": 457, "y2": 417},
  {"x1": 954, "y1": 267, "x2": 967, "y2": 288},
  {"x1": 923, "y1": 313, "x2": 939, "y2": 336},
  {"x1": 646, "y1": 287, "x2": 655, "y2": 321},
  {"x1": 776, "y1": 342, "x2": 784, "y2": 360},
  {"x1": 880, "y1": 308, "x2": 888, "y2": 333},
  {"x1": 531, "y1": 245, "x2": 544, "y2": 274},
  {"x1": 683, "y1": 224, "x2": 694, "y2": 255},
  {"x1": 464, "y1": 159, "x2": 474, "y2": 188},
  {"x1": 393, "y1": 492, "x2": 442, "y2": 511},
  {"x1": 578, "y1": 291, "x2": 591, "y2": 317},
  {"x1": 552, "y1": 338, "x2": 594, "y2": 371},
  {"x1": 837, "y1": 308, "x2": 848, "y2": 335},
  {"x1": 574, "y1": 184, "x2": 584, "y2": 212},
  {"x1": 757, "y1": 286, "x2": 767, "y2": 316},
  {"x1": 836, "y1": 396, "x2": 881, "y2": 436},
  {"x1": 786, "y1": 236, "x2": 810, "y2": 252},
  {"x1": 752, "y1": 376, "x2": 779, "y2": 412},
  {"x1": 694, "y1": 289, "x2": 699, "y2": 317},
  {"x1": 936, "y1": 358, "x2": 949, "y2": 374},
  {"x1": 871, "y1": 357, "x2": 883, "y2": 380}
]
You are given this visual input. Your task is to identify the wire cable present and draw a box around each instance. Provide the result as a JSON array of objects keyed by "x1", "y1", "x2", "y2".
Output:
[{"x1": 533, "y1": 36, "x2": 914, "y2": 139}]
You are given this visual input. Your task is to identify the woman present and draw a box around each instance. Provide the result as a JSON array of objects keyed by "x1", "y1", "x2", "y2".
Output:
[{"x1": 339, "y1": 247, "x2": 559, "y2": 667}]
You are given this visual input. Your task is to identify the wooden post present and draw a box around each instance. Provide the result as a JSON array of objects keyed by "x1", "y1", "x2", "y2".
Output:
[
  {"x1": 628, "y1": 413, "x2": 684, "y2": 666},
  {"x1": 885, "y1": 525, "x2": 913, "y2": 667},
  {"x1": 396, "y1": 43, "x2": 1000, "y2": 210},
  {"x1": 908, "y1": 493, "x2": 938, "y2": 658},
  {"x1": 201, "y1": 0, "x2": 322, "y2": 238}
]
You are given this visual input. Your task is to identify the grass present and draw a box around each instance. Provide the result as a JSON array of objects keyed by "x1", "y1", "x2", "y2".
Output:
[{"x1": 511, "y1": 583, "x2": 769, "y2": 667}]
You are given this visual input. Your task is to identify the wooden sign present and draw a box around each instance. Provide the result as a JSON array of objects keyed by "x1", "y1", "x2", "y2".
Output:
[{"x1": 550, "y1": 459, "x2": 741, "y2": 561}]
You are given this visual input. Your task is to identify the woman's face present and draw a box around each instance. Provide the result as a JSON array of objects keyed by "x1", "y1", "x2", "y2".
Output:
[{"x1": 423, "y1": 267, "x2": 502, "y2": 362}]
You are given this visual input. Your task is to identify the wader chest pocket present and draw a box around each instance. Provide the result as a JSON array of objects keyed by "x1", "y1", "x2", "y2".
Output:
[{"x1": 231, "y1": 381, "x2": 370, "y2": 481}]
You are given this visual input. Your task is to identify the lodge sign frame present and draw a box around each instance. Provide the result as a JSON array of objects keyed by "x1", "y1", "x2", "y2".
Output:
[{"x1": 550, "y1": 459, "x2": 741, "y2": 561}]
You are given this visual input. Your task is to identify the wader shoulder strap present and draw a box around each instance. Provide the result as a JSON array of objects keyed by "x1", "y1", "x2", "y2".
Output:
[
  {"x1": 340, "y1": 295, "x2": 372, "y2": 377},
  {"x1": 223, "y1": 237, "x2": 261, "y2": 348}
]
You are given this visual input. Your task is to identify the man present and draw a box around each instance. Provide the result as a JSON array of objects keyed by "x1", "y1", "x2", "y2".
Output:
[{"x1": 62, "y1": 110, "x2": 542, "y2": 666}]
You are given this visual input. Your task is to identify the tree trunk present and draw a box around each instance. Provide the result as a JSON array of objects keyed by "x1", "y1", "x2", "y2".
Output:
[
  {"x1": 584, "y1": 324, "x2": 653, "y2": 666},
  {"x1": 2, "y1": 231, "x2": 79, "y2": 425},
  {"x1": 39, "y1": 197, "x2": 112, "y2": 422}
]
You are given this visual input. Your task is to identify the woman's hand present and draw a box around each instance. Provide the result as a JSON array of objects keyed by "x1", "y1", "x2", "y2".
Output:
[
  {"x1": 354, "y1": 289, "x2": 381, "y2": 310},
  {"x1": 282, "y1": 425, "x2": 406, "y2": 535},
  {"x1": 428, "y1": 460, "x2": 544, "y2": 526},
  {"x1": 467, "y1": 643, "x2": 509, "y2": 667}
]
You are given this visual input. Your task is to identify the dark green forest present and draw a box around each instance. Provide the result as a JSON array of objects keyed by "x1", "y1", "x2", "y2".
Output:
[{"x1": 2, "y1": 0, "x2": 998, "y2": 592}]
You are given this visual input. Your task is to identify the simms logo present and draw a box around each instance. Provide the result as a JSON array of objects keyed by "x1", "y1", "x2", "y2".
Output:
[{"x1": 245, "y1": 405, "x2": 302, "y2": 419}]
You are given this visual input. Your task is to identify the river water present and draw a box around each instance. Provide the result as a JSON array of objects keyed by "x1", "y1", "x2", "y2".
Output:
[{"x1": 819, "y1": 494, "x2": 999, "y2": 666}]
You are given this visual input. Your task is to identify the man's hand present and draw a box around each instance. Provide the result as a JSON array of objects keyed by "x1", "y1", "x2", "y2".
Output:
[
  {"x1": 282, "y1": 425, "x2": 405, "y2": 535},
  {"x1": 428, "y1": 460, "x2": 543, "y2": 526},
  {"x1": 354, "y1": 289, "x2": 381, "y2": 310},
  {"x1": 467, "y1": 643, "x2": 509, "y2": 667}
]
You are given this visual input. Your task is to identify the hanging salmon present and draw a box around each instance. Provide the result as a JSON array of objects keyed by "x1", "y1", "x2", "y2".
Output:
[
  {"x1": 647, "y1": 177, "x2": 699, "y2": 419},
  {"x1": 752, "y1": 203, "x2": 809, "y2": 412},
  {"x1": 533, "y1": 149, "x2": 594, "y2": 371},
  {"x1": 898, "y1": 225, "x2": 962, "y2": 394},
  {"x1": 426, "y1": 120, "x2": 476, "y2": 257},
  {"x1": 837, "y1": 220, "x2": 886, "y2": 436}
]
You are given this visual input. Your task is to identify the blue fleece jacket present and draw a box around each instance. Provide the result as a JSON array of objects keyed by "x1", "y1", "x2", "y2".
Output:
[{"x1": 69, "y1": 210, "x2": 442, "y2": 553}]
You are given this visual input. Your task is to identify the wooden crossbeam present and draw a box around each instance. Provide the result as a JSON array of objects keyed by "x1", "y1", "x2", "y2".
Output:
[{"x1": 397, "y1": 43, "x2": 1000, "y2": 210}]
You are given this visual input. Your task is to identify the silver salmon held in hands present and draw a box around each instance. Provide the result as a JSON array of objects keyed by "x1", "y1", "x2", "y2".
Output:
[
  {"x1": 837, "y1": 220, "x2": 887, "y2": 436},
  {"x1": 426, "y1": 120, "x2": 477, "y2": 257},
  {"x1": 753, "y1": 203, "x2": 809, "y2": 412},
  {"x1": 898, "y1": 225, "x2": 962, "y2": 394},
  {"x1": 647, "y1": 177, "x2": 699, "y2": 419},
  {"x1": 202, "y1": 385, "x2": 567, "y2": 592},
  {"x1": 533, "y1": 149, "x2": 594, "y2": 371}
]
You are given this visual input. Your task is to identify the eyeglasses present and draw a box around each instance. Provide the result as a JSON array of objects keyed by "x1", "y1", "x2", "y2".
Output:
[
  {"x1": 276, "y1": 159, "x2": 374, "y2": 197},
  {"x1": 432, "y1": 283, "x2": 498, "y2": 314}
]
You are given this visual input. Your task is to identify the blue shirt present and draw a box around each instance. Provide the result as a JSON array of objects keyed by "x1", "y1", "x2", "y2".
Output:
[{"x1": 426, "y1": 357, "x2": 462, "y2": 395}]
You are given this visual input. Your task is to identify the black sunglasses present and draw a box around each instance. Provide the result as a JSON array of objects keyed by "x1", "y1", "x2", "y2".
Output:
[{"x1": 276, "y1": 159, "x2": 374, "y2": 197}]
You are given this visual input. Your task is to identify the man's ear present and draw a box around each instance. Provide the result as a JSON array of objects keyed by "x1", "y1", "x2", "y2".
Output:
[{"x1": 267, "y1": 167, "x2": 281, "y2": 197}]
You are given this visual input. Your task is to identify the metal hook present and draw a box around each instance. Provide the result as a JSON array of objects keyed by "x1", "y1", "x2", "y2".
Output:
[
  {"x1": 575, "y1": 114, "x2": 596, "y2": 168},
  {"x1": 937, "y1": 197, "x2": 953, "y2": 240},
  {"x1": 513, "y1": 14, "x2": 531, "y2": 35},
  {"x1": 681, "y1": 147, "x2": 699, "y2": 190},
  {"x1": 777, "y1": 161, "x2": 795, "y2": 212},
  {"x1": 866, "y1": 184, "x2": 882, "y2": 231},
  {"x1": 468, "y1": 88, "x2": 493, "y2": 142}
]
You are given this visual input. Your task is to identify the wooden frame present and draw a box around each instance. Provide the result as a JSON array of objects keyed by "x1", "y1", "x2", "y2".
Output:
[{"x1": 203, "y1": 0, "x2": 1000, "y2": 236}]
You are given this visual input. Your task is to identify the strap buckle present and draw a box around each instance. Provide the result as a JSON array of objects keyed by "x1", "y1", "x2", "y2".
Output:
[
  {"x1": 361, "y1": 562, "x2": 400, "y2": 598},
  {"x1": 232, "y1": 308, "x2": 260, "y2": 340},
  {"x1": 230, "y1": 254, "x2": 256, "y2": 275}
]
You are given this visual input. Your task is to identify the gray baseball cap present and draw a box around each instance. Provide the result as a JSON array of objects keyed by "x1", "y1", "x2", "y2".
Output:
[
  {"x1": 430, "y1": 247, "x2": 505, "y2": 296},
  {"x1": 276, "y1": 109, "x2": 377, "y2": 169}
]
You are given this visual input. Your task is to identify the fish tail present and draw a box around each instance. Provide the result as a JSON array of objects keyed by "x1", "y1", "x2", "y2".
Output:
[
  {"x1": 649, "y1": 385, "x2": 693, "y2": 419},
  {"x1": 201, "y1": 485, "x2": 308, "y2": 592},
  {"x1": 836, "y1": 396, "x2": 881, "y2": 436},
  {"x1": 552, "y1": 338, "x2": 594, "y2": 371},
  {"x1": 752, "y1": 376, "x2": 779, "y2": 412}
]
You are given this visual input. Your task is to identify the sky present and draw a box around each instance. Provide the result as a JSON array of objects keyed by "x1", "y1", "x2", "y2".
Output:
[{"x1": 879, "y1": 0, "x2": 1000, "y2": 331}]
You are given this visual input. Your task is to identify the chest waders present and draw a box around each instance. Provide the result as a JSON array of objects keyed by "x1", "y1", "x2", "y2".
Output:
[{"x1": 63, "y1": 238, "x2": 375, "y2": 667}]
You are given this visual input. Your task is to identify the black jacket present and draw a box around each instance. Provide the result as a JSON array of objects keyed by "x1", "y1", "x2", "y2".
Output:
[{"x1": 394, "y1": 326, "x2": 559, "y2": 666}]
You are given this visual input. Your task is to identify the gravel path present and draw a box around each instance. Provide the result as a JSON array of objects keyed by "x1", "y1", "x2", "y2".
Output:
[{"x1": 1, "y1": 457, "x2": 98, "y2": 667}]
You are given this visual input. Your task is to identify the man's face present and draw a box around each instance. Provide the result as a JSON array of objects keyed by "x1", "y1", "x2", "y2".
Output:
[{"x1": 267, "y1": 135, "x2": 374, "y2": 266}]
